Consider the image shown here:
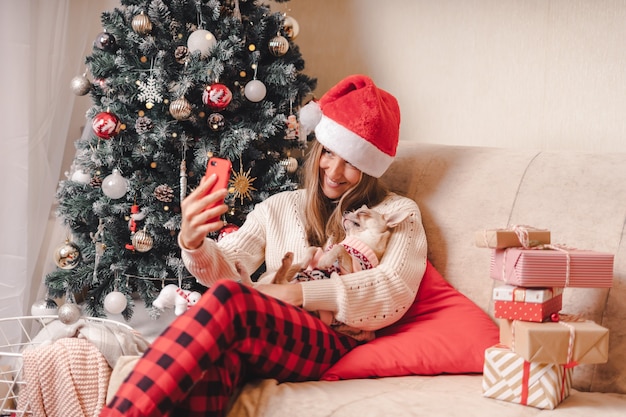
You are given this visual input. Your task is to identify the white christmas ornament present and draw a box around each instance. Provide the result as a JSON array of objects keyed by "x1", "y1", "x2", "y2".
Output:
[
  {"x1": 102, "y1": 169, "x2": 129, "y2": 199},
  {"x1": 244, "y1": 79, "x2": 267, "y2": 102},
  {"x1": 71, "y1": 169, "x2": 92, "y2": 184},
  {"x1": 104, "y1": 291, "x2": 128, "y2": 314},
  {"x1": 153, "y1": 284, "x2": 201, "y2": 315},
  {"x1": 58, "y1": 303, "x2": 82, "y2": 325},
  {"x1": 31, "y1": 299, "x2": 58, "y2": 316},
  {"x1": 187, "y1": 29, "x2": 216, "y2": 59}
]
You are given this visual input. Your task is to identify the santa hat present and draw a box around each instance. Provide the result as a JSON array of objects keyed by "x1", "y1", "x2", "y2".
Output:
[{"x1": 299, "y1": 74, "x2": 400, "y2": 178}]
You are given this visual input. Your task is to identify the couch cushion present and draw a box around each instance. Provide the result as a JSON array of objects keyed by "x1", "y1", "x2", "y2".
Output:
[{"x1": 321, "y1": 260, "x2": 499, "y2": 380}]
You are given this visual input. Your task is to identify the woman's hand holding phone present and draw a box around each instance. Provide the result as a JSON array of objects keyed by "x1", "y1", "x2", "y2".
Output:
[{"x1": 179, "y1": 158, "x2": 231, "y2": 250}]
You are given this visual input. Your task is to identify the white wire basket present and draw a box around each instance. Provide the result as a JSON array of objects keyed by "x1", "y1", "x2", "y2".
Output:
[{"x1": 0, "y1": 315, "x2": 133, "y2": 416}]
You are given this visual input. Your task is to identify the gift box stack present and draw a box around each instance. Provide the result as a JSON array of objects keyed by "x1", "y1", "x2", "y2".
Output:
[{"x1": 475, "y1": 226, "x2": 613, "y2": 410}]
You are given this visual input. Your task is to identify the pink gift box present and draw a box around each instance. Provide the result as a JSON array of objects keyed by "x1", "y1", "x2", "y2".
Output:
[
  {"x1": 493, "y1": 286, "x2": 563, "y2": 322},
  {"x1": 490, "y1": 247, "x2": 614, "y2": 288}
]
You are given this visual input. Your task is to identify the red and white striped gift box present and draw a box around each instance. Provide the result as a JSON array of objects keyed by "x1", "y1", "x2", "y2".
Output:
[{"x1": 490, "y1": 247, "x2": 614, "y2": 288}]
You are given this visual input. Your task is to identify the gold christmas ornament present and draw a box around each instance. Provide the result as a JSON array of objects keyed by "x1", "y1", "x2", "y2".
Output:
[
  {"x1": 268, "y1": 35, "x2": 289, "y2": 56},
  {"x1": 54, "y1": 239, "x2": 81, "y2": 269},
  {"x1": 283, "y1": 15, "x2": 300, "y2": 40},
  {"x1": 281, "y1": 156, "x2": 299, "y2": 174},
  {"x1": 132, "y1": 229, "x2": 154, "y2": 252},
  {"x1": 230, "y1": 165, "x2": 257, "y2": 203},
  {"x1": 169, "y1": 97, "x2": 192, "y2": 120},
  {"x1": 132, "y1": 12, "x2": 153, "y2": 35}
]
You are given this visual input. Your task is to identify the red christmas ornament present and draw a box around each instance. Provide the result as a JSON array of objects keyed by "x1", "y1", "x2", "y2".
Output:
[
  {"x1": 218, "y1": 223, "x2": 239, "y2": 241},
  {"x1": 202, "y1": 83, "x2": 232, "y2": 110},
  {"x1": 92, "y1": 111, "x2": 121, "y2": 139}
]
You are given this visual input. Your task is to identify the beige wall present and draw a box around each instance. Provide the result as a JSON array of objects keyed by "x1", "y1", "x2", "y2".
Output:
[{"x1": 69, "y1": 0, "x2": 626, "y2": 162}]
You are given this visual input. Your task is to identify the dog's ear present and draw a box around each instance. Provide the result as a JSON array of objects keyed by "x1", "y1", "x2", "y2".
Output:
[{"x1": 384, "y1": 211, "x2": 411, "y2": 229}]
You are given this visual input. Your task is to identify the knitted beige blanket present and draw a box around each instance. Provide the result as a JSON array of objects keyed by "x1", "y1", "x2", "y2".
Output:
[{"x1": 18, "y1": 337, "x2": 111, "y2": 417}]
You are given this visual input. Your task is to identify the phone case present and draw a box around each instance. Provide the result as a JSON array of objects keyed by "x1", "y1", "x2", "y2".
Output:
[{"x1": 204, "y1": 157, "x2": 232, "y2": 223}]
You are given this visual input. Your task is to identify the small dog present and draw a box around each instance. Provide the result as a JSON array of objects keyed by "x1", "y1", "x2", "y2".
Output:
[{"x1": 238, "y1": 205, "x2": 410, "y2": 285}]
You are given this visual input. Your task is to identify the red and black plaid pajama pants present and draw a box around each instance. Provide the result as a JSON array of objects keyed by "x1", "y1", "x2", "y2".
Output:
[{"x1": 100, "y1": 279, "x2": 359, "y2": 417}]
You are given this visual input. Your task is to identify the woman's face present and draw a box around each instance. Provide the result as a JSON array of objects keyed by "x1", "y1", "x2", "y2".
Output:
[{"x1": 318, "y1": 147, "x2": 362, "y2": 200}]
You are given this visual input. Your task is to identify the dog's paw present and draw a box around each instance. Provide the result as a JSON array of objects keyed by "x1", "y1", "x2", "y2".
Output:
[{"x1": 235, "y1": 261, "x2": 254, "y2": 286}]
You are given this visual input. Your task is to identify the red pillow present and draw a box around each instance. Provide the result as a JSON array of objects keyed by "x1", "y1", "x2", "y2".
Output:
[{"x1": 321, "y1": 260, "x2": 499, "y2": 380}]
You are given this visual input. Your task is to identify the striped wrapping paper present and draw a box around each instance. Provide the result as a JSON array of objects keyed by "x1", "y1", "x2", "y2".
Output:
[
  {"x1": 482, "y1": 345, "x2": 573, "y2": 410},
  {"x1": 490, "y1": 247, "x2": 614, "y2": 288}
]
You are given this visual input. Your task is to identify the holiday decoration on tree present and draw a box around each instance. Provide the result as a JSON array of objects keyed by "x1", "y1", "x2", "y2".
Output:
[
  {"x1": 47, "y1": 0, "x2": 316, "y2": 320},
  {"x1": 70, "y1": 72, "x2": 92, "y2": 96},
  {"x1": 31, "y1": 298, "x2": 59, "y2": 316}
]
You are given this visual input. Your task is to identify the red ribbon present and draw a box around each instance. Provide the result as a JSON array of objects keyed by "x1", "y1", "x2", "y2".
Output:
[{"x1": 521, "y1": 361, "x2": 530, "y2": 405}]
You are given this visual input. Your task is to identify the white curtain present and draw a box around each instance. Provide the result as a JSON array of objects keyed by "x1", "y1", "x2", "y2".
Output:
[{"x1": 0, "y1": 0, "x2": 95, "y2": 344}]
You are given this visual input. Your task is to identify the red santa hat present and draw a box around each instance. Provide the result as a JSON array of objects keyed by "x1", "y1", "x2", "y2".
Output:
[{"x1": 299, "y1": 74, "x2": 400, "y2": 178}]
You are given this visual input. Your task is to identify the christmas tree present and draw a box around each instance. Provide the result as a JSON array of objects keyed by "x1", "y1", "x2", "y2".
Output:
[{"x1": 44, "y1": 0, "x2": 316, "y2": 321}]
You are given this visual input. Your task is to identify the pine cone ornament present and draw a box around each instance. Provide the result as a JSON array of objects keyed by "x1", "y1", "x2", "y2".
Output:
[
  {"x1": 135, "y1": 116, "x2": 154, "y2": 134},
  {"x1": 154, "y1": 184, "x2": 174, "y2": 202},
  {"x1": 90, "y1": 176, "x2": 103, "y2": 188},
  {"x1": 174, "y1": 45, "x2": 189, "y2": 64}
]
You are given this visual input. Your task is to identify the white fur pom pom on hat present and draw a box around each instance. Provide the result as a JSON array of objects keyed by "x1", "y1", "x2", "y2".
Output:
[
  {"x1": 298, "y1": 100, "x2": 323, "y2": 137},
  {"x1": 298, "y1": 74, "x2": 401, "y2": 178}
]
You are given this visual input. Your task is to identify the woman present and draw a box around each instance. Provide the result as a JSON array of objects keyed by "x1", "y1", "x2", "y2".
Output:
[{"x1": 101, "y1": 74, "x2": 428, "y2": 417}]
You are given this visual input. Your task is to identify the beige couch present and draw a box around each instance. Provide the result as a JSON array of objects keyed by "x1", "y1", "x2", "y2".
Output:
[{"x1": 123, "y1": 142, "x2": 626, "y2": 416}]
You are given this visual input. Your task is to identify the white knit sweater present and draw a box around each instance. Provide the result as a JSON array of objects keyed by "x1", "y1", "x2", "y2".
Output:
[{"x1": 180, "y1": 189, "x2": 428, "y2": 331}]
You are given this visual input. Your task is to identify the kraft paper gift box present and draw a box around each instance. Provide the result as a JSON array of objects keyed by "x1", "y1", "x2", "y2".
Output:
[
  {"x1": 490, "y1": 247, "x2": 614, "y2": 288},
  {"x1": 493, "y1": 285, "x2": 563, "y2": 322},
  {"x1": 475, "y1": 227, "x2": 551, "y2": 249},
  {"x1": 482, "y1": 345, "x2": 572, "y2": 410},
  {"x1": 499, "y1": 318, "x2": 609, "y2": 365}
]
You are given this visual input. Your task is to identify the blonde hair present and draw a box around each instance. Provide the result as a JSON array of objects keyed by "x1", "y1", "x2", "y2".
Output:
[{"x1": 303, "y1": 140, "x2": 389, "y2": 247}]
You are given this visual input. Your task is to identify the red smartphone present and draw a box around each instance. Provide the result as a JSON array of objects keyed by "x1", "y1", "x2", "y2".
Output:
[{"x1": 204, "y1": 157, "x2": 232, "y2": 223}]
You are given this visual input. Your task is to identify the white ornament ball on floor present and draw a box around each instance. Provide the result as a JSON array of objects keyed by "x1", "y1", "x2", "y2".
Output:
[
  {"x1": 187, "y1": 29, "x2": 216, "y2": 59},
  {"x1": 57, "y1": 303, "x2": 81, "y2": 325},
  {"x1": 102, "y1": 168, "x2": 129, "y2": 199},
  {"x1": 244, "y1": 79, "x2": 266, "y2": 102},
  {"x1": 31, "y1": 299, "x2": 58, "y2": 316},
  {"x1": 104, "y1": 291, "x2": 128, "y2": 314}
]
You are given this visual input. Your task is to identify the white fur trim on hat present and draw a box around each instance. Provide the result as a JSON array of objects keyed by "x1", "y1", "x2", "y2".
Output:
[{"x1": 315, "y1": 115, "x2": 394, "y2": 178}]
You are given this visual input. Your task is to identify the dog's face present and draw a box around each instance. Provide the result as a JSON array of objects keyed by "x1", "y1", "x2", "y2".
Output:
[
  {"x1": 342, "y1": 206, "x2": 393, "y2": 257},
  {"x1": 341, "y1": 205, "x2": 411, "y2": 259},
  {"x1": 343, "y1": 206, "x2": 389, "y2": 238}
]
